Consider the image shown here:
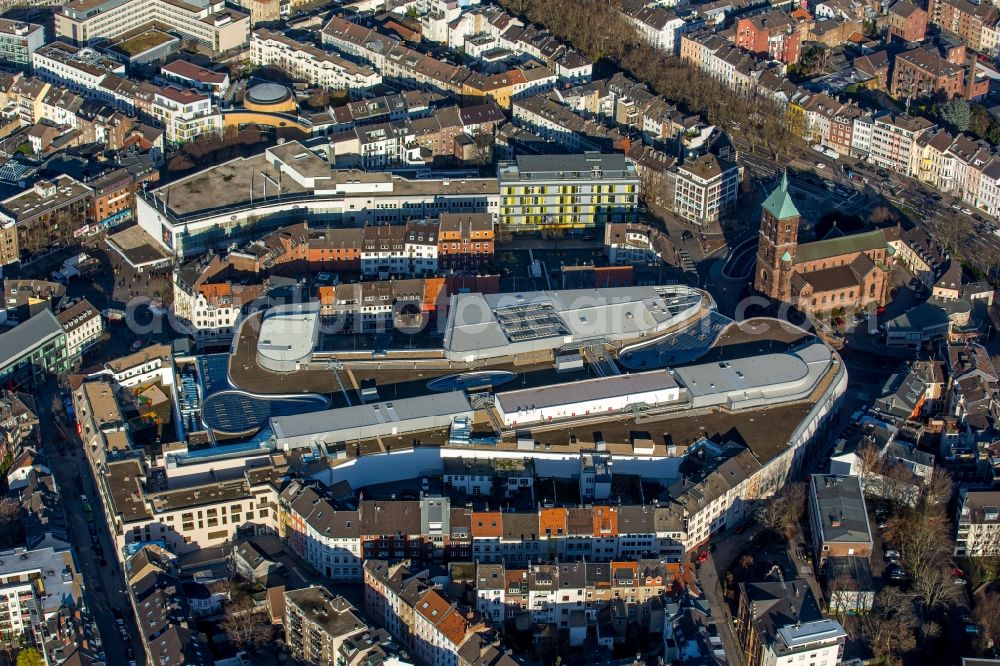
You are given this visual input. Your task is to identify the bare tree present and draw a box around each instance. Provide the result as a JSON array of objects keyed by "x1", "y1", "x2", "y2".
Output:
[
  {"x1": 922, "y1": 468, "x2": 953, "y2": 507},
  {"x1": 221, "y1": 596, "x2": 274, "y2": 652},
  {"x1": 756, "y1": 482, "x2": 806, "y2": 539},
  {"x1": 826, "y1": 570, "x2": 858, "y2": 620},
  {"x1": 975, "y1": 591, "x2": 1000, "y2": 652},
  {"x1": 878, "y1": 463, "x2": 920, "y2": 510},
  {"x1": 911, "y1": 563, "x2": 961, "y2": 613},
  {"x1": 856, "y1": 439, "x2": 885, "y2": 491},
  {"x1": 862, "y1": 587, "x2": 917, "y2": 661}
]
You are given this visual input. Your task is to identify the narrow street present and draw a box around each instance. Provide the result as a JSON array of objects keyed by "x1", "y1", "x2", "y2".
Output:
[
  {"x1": 698, "y1": 549, "x2": 745, "y2": 666},
  {"x1": 38, "y1": 387, "x2": 143, "y2": 665}
]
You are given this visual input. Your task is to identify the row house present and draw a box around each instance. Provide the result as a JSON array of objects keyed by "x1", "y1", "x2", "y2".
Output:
[
  {"x1": 734, "y1": 12, "x2": 801, "y2": 64},
  {"x1": 86, "y1": 161, "x2": 159, "y2": 230},
  {"x1": 679, "y1": 33, "x2": 758, "y2": 94},
  {"x1": 930, "y1": 0, "x2": 1000, "y2": 55},
  {"x1": 681, "y1": 25, "x2": 1000, "y2": 212},
  {"x1": 251, "y1": 29, "x2": 382, "y2": 96},
  {"x1": 39, "y1": 87, "x2": 82, "y2": 129},
  {"x1": 452, "y1": 5, "x2": 594, "y2": 79},
  {"x1": 330, "y1": 121, "x2": 422, "y2": 170},
  {"x1": 869, "y1": 113, "x2": 936, "y2": 176},
  {"x1": 173, "y1": 252, "x2": 266, "y2": 343},
  {"x1": 321, "y1": 90, "x2": 443, "y2": 134},
  {"x1": 511, "y1": 94, "x2": 624, "y2": 153},
  {"x1": 278, "y1": 481, "x2": 362, "y2": 580},
  {"x1": 364, "y1": 560, "x2": 491, "y2": 666},
  {"x1": 469, "y1": 505, "x2": 685, "y2": 563},
  {"x1": 666, "y1": 446, "x2": 762, "y2": 548},
  {"x1": 620, "y1": 0, "x2": 689, "y2": 55},
  {"x1": 474, "y1": 559, "x2": 675, "y2": 637},
  {"x1": 915, "y1": 129, "x2": 959, "y2": 193},
  {"x1": 321, "y1": 16, "x2": 472, "y2": 97}
]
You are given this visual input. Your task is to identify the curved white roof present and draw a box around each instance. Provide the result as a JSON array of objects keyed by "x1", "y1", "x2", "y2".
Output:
[{"x1": 256, "y1": 302, "x2": 321, "y2": 372}]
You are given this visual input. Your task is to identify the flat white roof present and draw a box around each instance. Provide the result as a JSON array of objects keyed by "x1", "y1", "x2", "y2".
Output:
[
  {"x1": 673, "y1": 341, "x2": 830, "y2": 397},
  {"x1": 496, "y1": 369, "x2": 678, "y2": 413},
  {"x1": 444, "y1": 286, "x2": 703, "y2": 355},
  {"x1": 777, "y1": 619, "x2": 846, "y2": 649},
  {"x1": 257, "y1": 302, "x2": 320, "y2": 366},
  {"x1": 271, "y1": 391, "x2": 472, "y2": 442}
]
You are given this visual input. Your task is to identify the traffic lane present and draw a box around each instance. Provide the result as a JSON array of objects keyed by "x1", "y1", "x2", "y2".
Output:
[{"x1": 42, "y1": 397, "x2": 142, "y2": 663}]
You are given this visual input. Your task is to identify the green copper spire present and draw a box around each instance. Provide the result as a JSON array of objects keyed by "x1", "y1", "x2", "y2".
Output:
[{"x1": 762, "y1": 170, "x2": 801, "y2": 221}]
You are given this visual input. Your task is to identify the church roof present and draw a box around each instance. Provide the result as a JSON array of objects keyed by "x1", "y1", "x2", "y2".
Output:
[
  {"x1": 795, "y1": 252, "x2": 877, "y2": 293},
  {"x1": 795, "y1": 229, "x2": 887, "y2": 265},
  {"x1": 762, "y1": 171, "x2": 800, "y2": 221}
]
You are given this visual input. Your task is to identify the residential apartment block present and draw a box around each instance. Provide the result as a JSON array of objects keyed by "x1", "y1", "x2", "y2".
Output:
[
  {"x1": 888, "y1": 1, "x2": 927, "y2": 42},
  {"x1": 0, "y1": 19, "x2": 44, "y2": 71},
  {"x1": 285, "y1": 586, "x2": 370, "y2": 665},
  {"x1": 151, "y1": 86, "x2": 222, "y2": 146},
  {"x1": 251, "y1": 29, "x2": 381, "y2": 95},
  {"x1": 56, "y1": 298, "x2": 104, "y2": 363},
  {"x1": 474, "y1": 559, "x2": 674, "y2": 639},
  {"x1": 673, "y1": 153, "x2": 740, "y2": 225},
  {"x1": 497, "y1": 153, "x2": 639, "y2": 229},
  {"x1": 737, "y1": 580, "x2": 846, "y2": 666},
  {"x1": 890, "y1": 47, "x2": 965, "y2": 102},
  {"x1": 955, "y1": 488, "x2": 1000, "y2": 556}
]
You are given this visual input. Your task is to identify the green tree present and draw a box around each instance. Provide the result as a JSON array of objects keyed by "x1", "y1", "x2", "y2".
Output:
[
  {"x1": 988, "y1": 118, "x2": 1000, "y2": 146},
  {"x1": 940, "y1": 98, "x2": 971, "y2": 132},
  {"x1": 17, "y1": 648, "x2": 43, "y2": 666},
  {"x1": 970, "y1": 104, "x2": 992, "y2": 138}
]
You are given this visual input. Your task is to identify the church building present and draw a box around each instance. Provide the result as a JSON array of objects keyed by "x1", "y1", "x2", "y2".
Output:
[{"x1": 754, "y1": 172, "x2": 895, "y2": 313}]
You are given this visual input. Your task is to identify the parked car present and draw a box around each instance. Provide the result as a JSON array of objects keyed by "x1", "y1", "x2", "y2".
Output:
[
  {"x1": 884, "y1": 549, "x2": 901, "y2": 560},
  {"x1": 886, "y1": 565, "x2": 908, "y2": 581},
  {"x1": 954, "y1": 577, "x2": 968, "y2": 586},
  {"x1": 698, "y1": 550, "x2": 710, "y2": 562}
]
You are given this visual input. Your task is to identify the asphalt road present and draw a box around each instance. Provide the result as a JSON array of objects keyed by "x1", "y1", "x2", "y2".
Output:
[{"x1": 38, "y1": 387, "x2": 143, "y2": 665}]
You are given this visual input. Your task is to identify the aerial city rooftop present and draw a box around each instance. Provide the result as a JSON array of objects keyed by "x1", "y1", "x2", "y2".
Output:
[{"x1": 1, "y1": 0, "x2": 1000, "y2": 663}]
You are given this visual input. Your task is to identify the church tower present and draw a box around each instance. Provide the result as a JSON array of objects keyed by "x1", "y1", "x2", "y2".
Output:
[{"x1": 755, "y1": 171, "x2": 801, "y2": 302}]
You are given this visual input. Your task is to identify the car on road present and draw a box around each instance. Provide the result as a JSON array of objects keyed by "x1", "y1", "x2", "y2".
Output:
[
  {"x1": 884, "y1": 549, "x2": 900, "y2": 560},
  {"x1": 698, "y1": 550, "x2": 710, "y2": 562},
  {"x1": 816, "y1": 162, "x2": 825, "y2": 169},
  {"x1": 952, "y1": 203, "x2": 962, "y2": 209},
  {"x1": 955, "y1": 577, "x2": 968, "y2": 586},
  {"x1": 963, "y1": 208, "x2": 973, "y2": 215}
]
